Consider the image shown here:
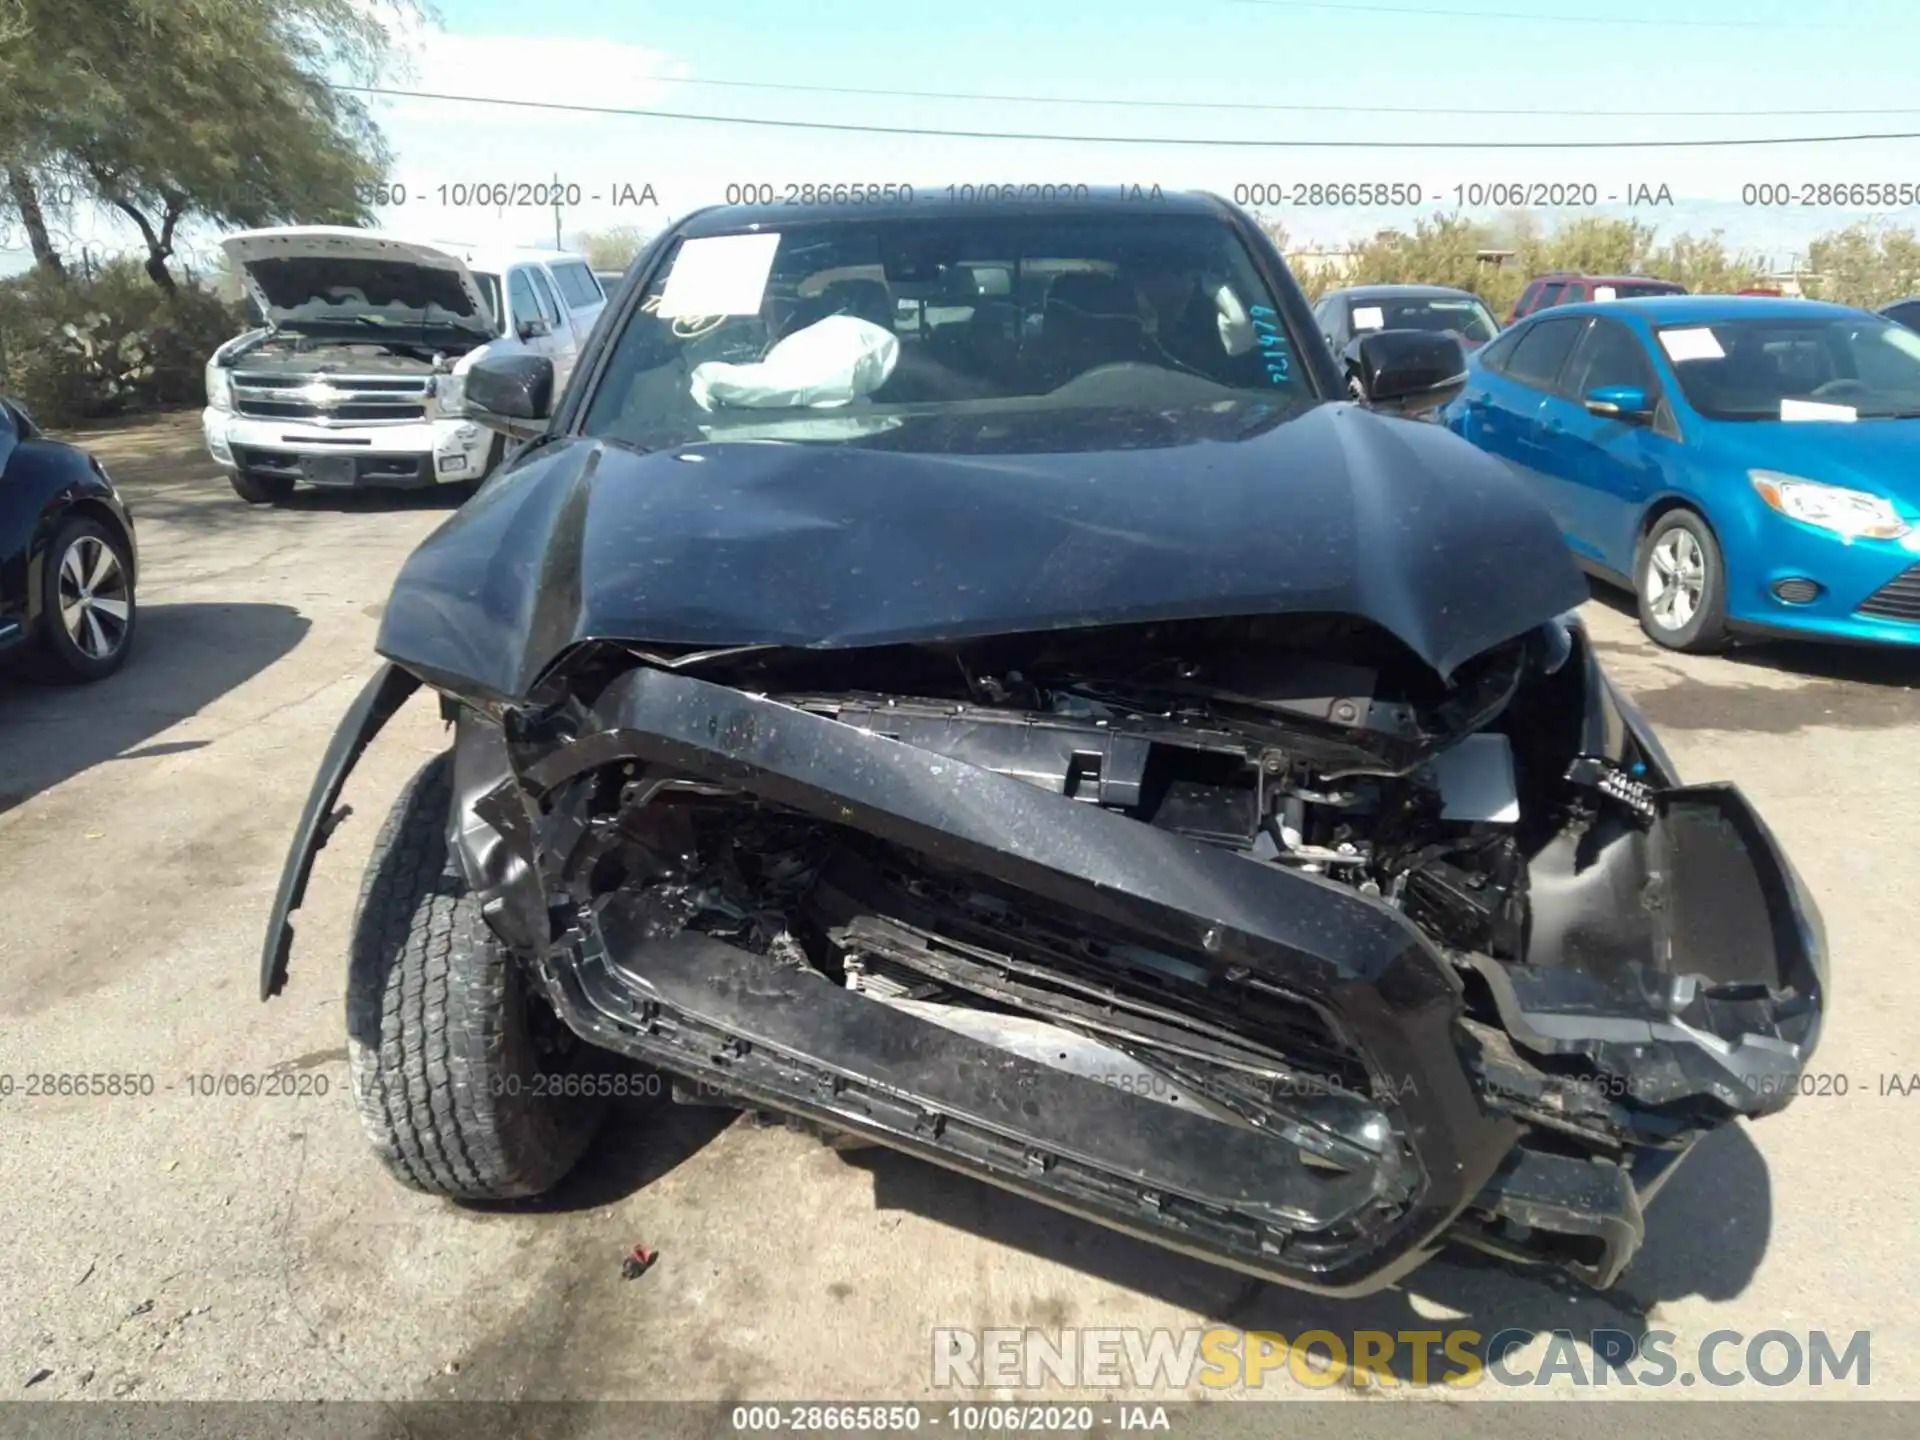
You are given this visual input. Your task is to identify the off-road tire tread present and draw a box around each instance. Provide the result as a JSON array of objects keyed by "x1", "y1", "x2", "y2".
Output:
[{"x1": 345, "y1": 752, "x2": 602, "y2": 1199}]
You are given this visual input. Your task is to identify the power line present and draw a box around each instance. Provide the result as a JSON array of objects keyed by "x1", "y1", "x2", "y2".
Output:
[
  {"x1": 338, "y1": 85, "x2": 1920, "y2": 148},
  {"x1": 1232, "y1": 0, "x2": 1784, "y2": 26},
  {"x1": 484, "y1": 70, "x2": 1920, "y2": 120}
]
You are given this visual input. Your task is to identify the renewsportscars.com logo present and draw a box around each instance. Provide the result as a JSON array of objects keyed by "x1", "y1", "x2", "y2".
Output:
[{"x1": 931, "y1": 1326, "x2": 1872, "y2": 1391}]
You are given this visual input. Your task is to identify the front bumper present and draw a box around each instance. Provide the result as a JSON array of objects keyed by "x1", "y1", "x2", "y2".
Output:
[
  {"x1": 201, "y1": 408, "x2": 492, "y2": 487},
  {"x1": 488, "y1": 667, "x2": 1824, "y2": 1294},
  {"x1": 261, "y1": 656, "x2": 1825, "y2": 1296},
  {"x1": 1724, "y1": 507, "x2": 1920, "y2": 645}
]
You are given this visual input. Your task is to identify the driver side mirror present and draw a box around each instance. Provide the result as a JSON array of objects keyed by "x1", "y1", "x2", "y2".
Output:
[
  {"x1": 1342, "y1": 330, "x2": 1467, "y2": 415},
  {"x1": 1584, "y1": 384, "x2": 1653, "y2": 422},
  {"x1": 517, "y1": 316, "x2": 551, "y2": 341},
  {"x1": 467, "y1": 352, "x2": 555, "y2": 439}
]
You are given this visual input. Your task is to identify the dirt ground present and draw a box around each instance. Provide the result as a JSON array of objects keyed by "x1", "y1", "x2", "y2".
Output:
[{"x1": 2, "y1": 410, "x2": 1916, "y2": 1410}]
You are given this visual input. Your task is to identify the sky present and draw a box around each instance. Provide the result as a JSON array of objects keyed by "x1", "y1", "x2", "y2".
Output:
[{"x1": 9, "y1": 0, "x2": 1920, "y2": 276}]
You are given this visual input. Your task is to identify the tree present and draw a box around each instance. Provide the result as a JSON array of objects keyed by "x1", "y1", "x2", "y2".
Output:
[
  {"x1": 1331, "y1": 212, "x2": 1528, "y2": 312},
  {"x1": 1347, "y1": 213, "x2": 1495, "y2": 292},
  {"x1": 1483, "y1": 208, "x2": 1541, "y2": 250},
  {"x1": 1515, "y1": 216, "x2": 1654, "y2": 278},
  {"x1": 573, "y1": 225, "x2": 651, "y2": 273},
  {"x1": 1806, "y1": 223, "x2": 1920, "y2": 307},
  {"x1": 1645, "y1": 231, "x2": 1766, "y2": 295},
  {"x1": 4, "y1": 165, "x2": 67, "y2": 277},
  {"x1": 1292, "y1": 211, "x2": 1778, "y2": 317},
  {"x1": 1, "y1": 0, "x2": 424, "y2": 288}
]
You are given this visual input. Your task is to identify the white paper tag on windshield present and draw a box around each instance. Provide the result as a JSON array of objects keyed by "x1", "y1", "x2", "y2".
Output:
[
  {"x1": 1351, "y1": 305, "x2": 1385, "y2": 331},
  {"x1": 1594, "y1": 286, "x2": 1617, "y2": 301},
  {"x1": 1781, "y1": 398, "x2": 1858, "y2": 422},
  {"x1": 658, "y1": 233, "x2": 781, "y2": 318},
  {"x1": 1658, "y1": 327, "x2": 1724, "y2": 362}
]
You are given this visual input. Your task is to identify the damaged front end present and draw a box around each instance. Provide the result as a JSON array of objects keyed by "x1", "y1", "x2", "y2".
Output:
[{"x1": 315, "y1": 610, "x2": 1820, "y2": 1297}]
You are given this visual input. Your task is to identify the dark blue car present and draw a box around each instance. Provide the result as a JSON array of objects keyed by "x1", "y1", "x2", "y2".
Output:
[{"x1": 1440, "y1": 294, "x2": 1920, "y2": 652}]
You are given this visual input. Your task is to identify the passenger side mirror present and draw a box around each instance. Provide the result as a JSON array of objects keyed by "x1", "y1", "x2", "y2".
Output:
[
  {"x1": 466, "y1": 352, "x2": 555, "y2": 439},
  {"x1": 1584, "y1": 384, "x2": 1653, "y2": 422},
  {"x1": 1342, "y1": 330, "x2": 1467, "y2": 416}
]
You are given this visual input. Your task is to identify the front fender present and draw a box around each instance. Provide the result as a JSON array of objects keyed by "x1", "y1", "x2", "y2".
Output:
[{"x1": 259, "y1": 663, "x2": 421, "y2": 999}]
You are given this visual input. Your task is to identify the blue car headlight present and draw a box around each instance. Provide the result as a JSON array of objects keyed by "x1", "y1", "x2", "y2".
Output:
[{"x1": 1749, "y1": 470, "x2": 1910, "y2": 542}]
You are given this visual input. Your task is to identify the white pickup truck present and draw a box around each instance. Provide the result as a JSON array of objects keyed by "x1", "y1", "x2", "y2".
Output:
[{"x1": 202, "y1": 227, "x2": 608, "y2": 503}]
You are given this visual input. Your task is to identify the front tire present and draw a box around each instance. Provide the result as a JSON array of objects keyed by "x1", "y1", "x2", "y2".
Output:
[
  {"x1": 346, "y1": 752, "x2": 605, "y2": 1199},
  {"x1": 230, "y1": 468, "x2": 295, "y2": 505},
  {"x1": 29, "y1": 514, "x2": 136, "y2": 683},
  {"x1": 1635, "y1": 509, "x2": 1730, "y2": 653}
]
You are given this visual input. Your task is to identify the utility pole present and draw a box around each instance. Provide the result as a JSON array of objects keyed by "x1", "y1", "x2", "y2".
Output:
[{"x1": 552, "y1": 169, "x2": 563, "y2": 249}]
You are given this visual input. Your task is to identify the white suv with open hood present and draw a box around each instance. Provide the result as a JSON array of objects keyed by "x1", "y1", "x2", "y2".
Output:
[{"x1": 203, "y1": 226, "x2": 607, "y2": 503}]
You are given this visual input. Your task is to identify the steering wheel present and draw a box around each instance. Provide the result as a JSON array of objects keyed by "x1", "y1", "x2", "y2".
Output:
[{"x1": 1809, "y1": 378, "x2": 1870, "y2": 400}]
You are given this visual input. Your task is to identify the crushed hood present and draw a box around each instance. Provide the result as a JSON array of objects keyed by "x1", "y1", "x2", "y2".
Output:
[
  {"x1": 218, "y1": 226, "x2": 496, "y2": 345},
  {"x1": 376, "y1": 402, "x2": 1591, "y2": 703}
]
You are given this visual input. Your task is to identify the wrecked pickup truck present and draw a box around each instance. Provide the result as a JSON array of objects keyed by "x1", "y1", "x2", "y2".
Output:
[{"x1": 261, "y1": 190, "x2": 1825, "y2": 1298}]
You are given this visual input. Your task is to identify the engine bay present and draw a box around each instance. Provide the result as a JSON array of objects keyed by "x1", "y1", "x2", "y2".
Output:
[
  {"x1": 513, "y1": 612, "x2": 1797, "y2": 1165},
  {"x1": 546, "y1": 612, "x2": 1586, "y2": 979},
  {"x1": 224, "y1": 334, "x2": 464, "y2": 374}
]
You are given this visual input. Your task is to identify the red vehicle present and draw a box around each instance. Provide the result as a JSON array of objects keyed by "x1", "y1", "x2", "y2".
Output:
[{"x1": 1505, "y1": 272, "x2": 1687, "y2": 324}]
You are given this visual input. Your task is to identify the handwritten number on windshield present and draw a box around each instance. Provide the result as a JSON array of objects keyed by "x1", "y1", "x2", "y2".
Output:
[{"x1": 1251, "y1": 306, "x2": 1290, "y2": 384}]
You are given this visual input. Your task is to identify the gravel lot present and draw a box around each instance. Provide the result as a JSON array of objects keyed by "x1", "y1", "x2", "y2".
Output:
[{"x1": 2, "y1": 410, "x2": 1916, "y2": 1406}]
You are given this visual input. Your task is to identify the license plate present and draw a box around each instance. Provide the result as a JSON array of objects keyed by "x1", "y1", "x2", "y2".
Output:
[{"x1": 301, "y1": 455, "x2": 359, "y2": 486}]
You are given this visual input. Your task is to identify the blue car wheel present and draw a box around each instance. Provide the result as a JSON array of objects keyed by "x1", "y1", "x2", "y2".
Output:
[{"x1": 1634, "y1": 509, "x2": 1730, "y2": 653}]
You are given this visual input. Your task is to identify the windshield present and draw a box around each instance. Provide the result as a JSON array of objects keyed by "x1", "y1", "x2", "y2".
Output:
[
  {"x1": 579, "y1": 213, "x2": 1313, "y2": 454},
  {"x1": 1656, "y1": 316, "x2": 1920, "y2": 420},
  {"x1": 1350, "y1": 294, "x2": 1498, "y2": 347}
]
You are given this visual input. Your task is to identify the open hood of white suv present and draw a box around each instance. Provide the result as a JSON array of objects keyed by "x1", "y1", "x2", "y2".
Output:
[{"x1": 219, "y1": 226, "x2": 499, "y2": 345}]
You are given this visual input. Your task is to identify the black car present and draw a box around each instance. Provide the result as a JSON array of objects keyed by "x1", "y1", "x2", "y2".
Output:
[
  {"x1": 0, "y1": 396, "x2": 139, "y2": 682},
  {"x1": 261, "y1": 191, "x2": 1824, "y2": 1298},
  {"x1": 1880, "y1": 296, "x2": 1920, "y2": 332},
  {"x1": 1314, "y1": 283, "x2": 1501, "y2": 398}
]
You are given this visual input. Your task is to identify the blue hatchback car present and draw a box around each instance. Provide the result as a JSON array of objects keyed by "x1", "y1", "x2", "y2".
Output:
[{"x1": 1439, "y1": 295, "x2": 1920, "y2": 651}]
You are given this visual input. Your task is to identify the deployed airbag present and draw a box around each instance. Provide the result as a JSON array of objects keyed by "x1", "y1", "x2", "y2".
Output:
[{"x1": 690, "y1": 315, "x2": 900, "y2": 411}]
